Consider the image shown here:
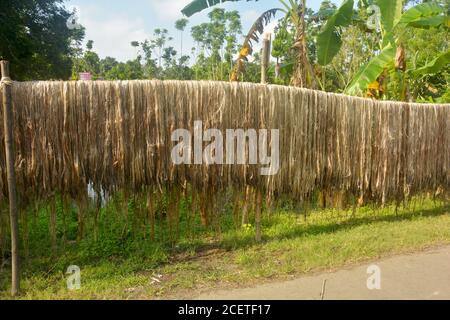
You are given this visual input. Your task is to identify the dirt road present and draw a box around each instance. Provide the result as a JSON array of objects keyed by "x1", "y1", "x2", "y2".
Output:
[{"x1": 196, "y1": 245, "x2": 450, "y2": 300}]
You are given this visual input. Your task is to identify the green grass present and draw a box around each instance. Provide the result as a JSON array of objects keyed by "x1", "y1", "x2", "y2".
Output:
[{"x1": 0, "y1": 197, "x2": 449, "y2": 300}]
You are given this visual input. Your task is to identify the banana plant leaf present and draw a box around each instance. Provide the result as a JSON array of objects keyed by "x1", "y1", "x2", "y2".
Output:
[
  {"x1": 231, "y1": 8, "x2": 281, "y2": 81},
  {"x1": 346, "y1": 44, "x2": 396, "y2": 96},
  {"x1": 376, "y1": 0, "x2": 403, "y2": 35},
  {"x1": 407, "y1": 15, "x2": 448, "y2": 29},
  {"x1": 398, "y1": 2, "x2": 447, "y2": 27},
  {"x1": 316, "y1": 0, "x2": 354, "y2": 66},
  {"x1": 182, "y1": 0, "x2": 257, "y2": 17},
  {"x1": 411, "y1": 50, "x2": 450, "y2": 77}
]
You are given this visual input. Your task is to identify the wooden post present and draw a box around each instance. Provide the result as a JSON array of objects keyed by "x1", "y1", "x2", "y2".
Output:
[
  {"x1": 260, "y1": 33, "x2": 271, "y2": 84},
  {"x1": 1, "y1": 60, "x2": 20, "y2": 296}
]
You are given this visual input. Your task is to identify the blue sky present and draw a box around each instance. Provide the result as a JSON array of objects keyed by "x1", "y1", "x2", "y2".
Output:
[{"x1": 68, "y1": 0, "x2": 340, "y2": 62}]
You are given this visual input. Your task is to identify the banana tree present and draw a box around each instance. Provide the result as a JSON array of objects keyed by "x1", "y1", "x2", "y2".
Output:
[
  {"x1": 182, "y1": 0, "x2": 318, "y2": 88},
  {"x1": 283, "y1": 0, "x2": 317, "y2": 88},
  {"x1": 230, "y1": 8, "x2": 280, "y2": 81},
  {"x1": 316, "y1": 0, "x2": 449, "y2": 98}
]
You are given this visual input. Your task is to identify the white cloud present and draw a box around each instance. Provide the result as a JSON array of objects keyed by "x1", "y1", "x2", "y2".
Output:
[
  {"x1": 150, "y1": 0, "x2": 188, "y2": 20},
  {"x1": 70, "y1": 1, "x2": 283, "y2": 62},
  {"x1": 79, "y1": 7, "x2": 151, "y2": 61},
  {"x1": 264, "y1": 20, "x2": 278, "y2": 37},
  {"x1": 240, "y1": 8, "x2": 280, "y2": 42},
  {"x1": 242, "y1": 9, "x2": 261, "y2": 24}
]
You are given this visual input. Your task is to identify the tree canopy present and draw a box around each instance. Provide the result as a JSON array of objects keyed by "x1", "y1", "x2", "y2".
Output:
[
  {"x1": 0, "y1": 0, "x2": 84, "y2": 80},
  {"x1": 1, "y1": 0, "x2": 448, "y2": 102}
]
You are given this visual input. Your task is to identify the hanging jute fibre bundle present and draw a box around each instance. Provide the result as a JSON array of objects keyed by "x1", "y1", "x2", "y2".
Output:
[{"x1": 0, "y1": 80, "x2": 448, "y2": 206}]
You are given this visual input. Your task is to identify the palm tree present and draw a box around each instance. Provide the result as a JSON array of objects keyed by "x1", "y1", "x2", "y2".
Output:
[{"x1": 175, "y1": 18, "x2": 189, "y2": 58}]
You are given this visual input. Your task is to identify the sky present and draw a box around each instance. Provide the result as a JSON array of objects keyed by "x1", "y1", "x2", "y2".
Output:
[{"x1": 68, "y1": 0, "x2": 341, "y2": 62}]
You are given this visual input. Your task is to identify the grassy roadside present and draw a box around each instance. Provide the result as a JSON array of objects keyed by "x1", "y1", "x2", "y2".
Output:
[{"x1": 0, "y1": 198, "x2": 449, "y2": 300}]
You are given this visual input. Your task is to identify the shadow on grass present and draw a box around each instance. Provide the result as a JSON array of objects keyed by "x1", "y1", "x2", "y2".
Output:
[
  {"x1": 2, "y1": 203, "x2": 448, "y2": 287},
  {"x1": 215, "y1": 203, "x2": 450, "y2": 251}
]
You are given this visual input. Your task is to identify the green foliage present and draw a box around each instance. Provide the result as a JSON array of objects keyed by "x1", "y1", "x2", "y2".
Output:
[
  {"x1": 175, "y1": 18, "x2": 189, "y2": 32},
  {"x1": 411, "y1": 50, "x2": 450, "y2": 77},
  {"x1": 272, "y1": 20, "x2": 295, "y2": 61},
  {"x1": 376, "y1": 0, "x2": 403, "y2": 35},
  {"x1": 3, "y1": 0, "x2": 448, "y2": 101},
  {"x1": 346, "y1": 44, "x2": 396, "y2": 95},
  {"x1": 0, "y1": 0, "x2": 85, "y2": 80},
  {"x1": 104, "y1": 60, "x2": 144, "y2": 80},
  {"x1": 190, "y1": 8, "x2": 243, "y2": 80},
  {"x1": 161, "y1": 56, "x2": 194, "y2": 80},
  {"x1": 316, "y1": 0, "x2": 449, "y2": 100},
  {"x1": 72, "y1": 41, "x2": 102, "y2": 79},
  {"x1": 399, "y1": 2, "x2": 448, "y2": 28},
  {"x1": 152, "y1": 28, "x2": 173, "y2": 68},
  {"x1": 1, "y1": 196, "x2": 449, "y2": 299},
  {"x1": 317, "y1": 0, "x2": 354, "y2": 66}
]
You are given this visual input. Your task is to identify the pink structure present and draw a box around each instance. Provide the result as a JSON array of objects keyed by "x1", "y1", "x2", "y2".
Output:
[{"x1": 79, "y1": 72, "x2": 92, "y2": 81}]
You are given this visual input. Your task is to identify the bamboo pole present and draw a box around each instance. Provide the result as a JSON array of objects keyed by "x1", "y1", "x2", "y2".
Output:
[
  {"x1": 260, "y1": 33, "x2": 271, "y2": 84},
  {"x1": 1, "y1": 60, "x2": 20, "y2": 296},
  {"x1": 255, "y1": 190, "x2": 262, "y2": 242}
]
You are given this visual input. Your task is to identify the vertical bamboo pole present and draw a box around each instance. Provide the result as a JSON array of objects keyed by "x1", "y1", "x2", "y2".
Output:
[
  {"x1": 255, "y1": 190, "x2": 262, "y2": 242},
  {"x1": 1, "y1": 60, "x2": 20, "y2": 296},
  {"x1": 260, "y1": 33, "x2": 271, "y2": 84},
  {"x1": 241, "y1": 185, "x2": 251, "y2": 226}
]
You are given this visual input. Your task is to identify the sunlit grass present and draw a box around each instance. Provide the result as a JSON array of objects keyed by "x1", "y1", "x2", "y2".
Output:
[{"x1": 0, "y1": 197, "x2": 448, "y2": 299}]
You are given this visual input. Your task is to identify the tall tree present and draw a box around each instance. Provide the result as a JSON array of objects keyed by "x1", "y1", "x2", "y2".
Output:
[
  {"x1": 72, "y1": 41, "x2": 101, "y2": 79},
  {"x1": 224, "y1": 11, "x2": 242, "y2": 65},
  {"x1": 190, "y1": 8, "x2": 242, "y2": 80},
  {"x1": 152, "y1": 29, "x2": 172, "y2": 68},
  {"x1": 0, "y1": 0, "x2": 85, "y2": 80},
  {"x1": 175, "y1": 18, "x2": 189, "y2": 58}
]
